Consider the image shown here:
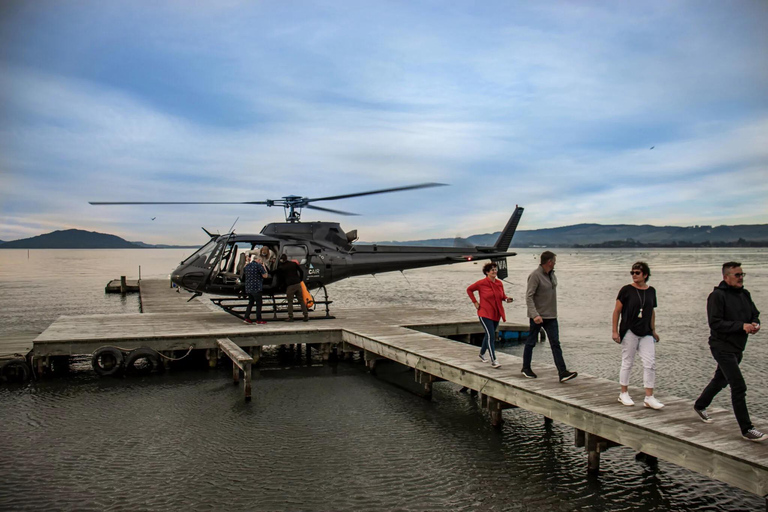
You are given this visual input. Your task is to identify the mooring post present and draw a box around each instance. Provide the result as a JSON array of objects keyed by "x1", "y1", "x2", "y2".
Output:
[
  {"x1": 120, "y1": 276, "x2": 127, "y2": 295},
  {"x1": 544, "y1": 416, "x2": 553, "y2": 426}
]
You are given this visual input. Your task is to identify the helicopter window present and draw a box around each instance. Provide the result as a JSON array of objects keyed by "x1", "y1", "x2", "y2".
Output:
[
  {"x1": 282, "y1": 245, "x2": 308, "y2": 265},
  {"x1": 182, "y1": 239, "x2": 218, "y2": 267},
  {"x1": 206, "y1": 240, "x2": 227, "y2": 267}
]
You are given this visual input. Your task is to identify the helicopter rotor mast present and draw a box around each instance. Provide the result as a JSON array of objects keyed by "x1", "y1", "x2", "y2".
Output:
[{"x1": 89, "y1": 182, "x2": 447, "y2": 223}]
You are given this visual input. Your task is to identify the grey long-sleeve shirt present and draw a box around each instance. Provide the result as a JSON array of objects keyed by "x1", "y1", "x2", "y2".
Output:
[{"x1": 526, "y1": 265, "x2": 558, "y2": 319}]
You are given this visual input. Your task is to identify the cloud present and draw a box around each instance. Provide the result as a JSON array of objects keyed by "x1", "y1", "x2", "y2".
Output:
[{"x1": 1, "y1": 1, "x2": 767, "y2": 244}]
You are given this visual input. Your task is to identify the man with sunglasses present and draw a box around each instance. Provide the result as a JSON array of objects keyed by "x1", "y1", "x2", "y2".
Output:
[{"x1": 694, "y1": 262, "x2": 764, "y2": 442}]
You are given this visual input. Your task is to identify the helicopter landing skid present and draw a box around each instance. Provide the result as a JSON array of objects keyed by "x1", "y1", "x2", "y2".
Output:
[{"x1": 211, "y1": 285, "x2": 335, "y2": 321}]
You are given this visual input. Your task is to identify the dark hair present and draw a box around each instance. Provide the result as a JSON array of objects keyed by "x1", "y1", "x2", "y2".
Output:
[
  {"x1": 632, "y1": 261, "x2": 651, "y2": 281},
  {"x1": 482, "y1": 262, "x2": 497, "y2": 275},
  {"x1": 540, "y1": 251, "x2": 556, "y2": 265},
  {"x1": 279, "y1": 254, "x2": 288, "y2": 262},
  {"x1": 722, "y1": 261, "x2": 741, "y2": 275}
]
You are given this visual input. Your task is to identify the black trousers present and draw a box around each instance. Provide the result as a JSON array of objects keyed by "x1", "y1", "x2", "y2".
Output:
[
  {"x1": 244, "y1": 292, "x2": 263, "y2": 321},
  {"x1": 694, "y1": 347, "x2": 752, "y2": 434}
]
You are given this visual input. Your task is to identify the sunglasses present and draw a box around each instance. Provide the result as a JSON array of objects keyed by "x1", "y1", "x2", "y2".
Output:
[{"x1": 630, "y1": 270, "x2": 644, "y2": 276}]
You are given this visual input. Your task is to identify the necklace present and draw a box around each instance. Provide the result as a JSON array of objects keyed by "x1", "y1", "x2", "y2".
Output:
[{"x1": 635, "y1": 287, "x2": 646, "y2": 318}]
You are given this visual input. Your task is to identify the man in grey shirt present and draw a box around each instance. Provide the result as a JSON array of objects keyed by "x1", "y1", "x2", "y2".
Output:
[{"x1": 522, "y1": 251, "x2": 578, "y2": 382}]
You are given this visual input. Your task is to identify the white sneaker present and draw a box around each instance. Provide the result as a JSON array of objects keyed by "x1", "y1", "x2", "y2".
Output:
[
  {"x1": 644, "y1": 395, "x2": 664, "y2": 410},
  {"x1": 491, "y1": 360, "x2": 501, "y2": 368},
  {"x1": 618, "y1": 392, "x2": 634, "y2": 406}
]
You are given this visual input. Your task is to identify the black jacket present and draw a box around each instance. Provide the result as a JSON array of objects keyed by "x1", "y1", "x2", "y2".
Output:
[
  {"x1": 707, "y1": 281, "x2": 760, "y2": 353},
  {"x1": 275, "y1": 260, "x2": 304, "y2": 287}
]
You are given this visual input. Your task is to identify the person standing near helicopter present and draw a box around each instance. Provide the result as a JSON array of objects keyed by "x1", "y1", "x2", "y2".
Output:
[
  {"x1": 467, "y1": 262, "x2": 513, "y2": 369},
  {"x1": 243, "y1": 254, "x2": 269, "y2": 325}
]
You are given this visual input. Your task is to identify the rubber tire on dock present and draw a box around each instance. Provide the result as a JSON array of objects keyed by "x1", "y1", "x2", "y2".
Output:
[
  {"x1": 0, "y1": 359, "x2": 32, "y2": 383},
  {"x1": 125, "y1": 348, "x2": 161, "y2": 374},
  {"x1": 91, "y1": 347, "x2": 125, "y2": 377}
]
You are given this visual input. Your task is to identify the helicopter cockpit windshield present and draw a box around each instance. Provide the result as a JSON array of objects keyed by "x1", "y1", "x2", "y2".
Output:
[{"x1": 181, "y1": 239, "x2": 218, "y2": 268}]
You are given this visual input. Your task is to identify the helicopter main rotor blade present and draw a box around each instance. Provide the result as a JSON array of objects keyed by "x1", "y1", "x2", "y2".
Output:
[
  {"x1": 306, "y1": 182, "x2": 447, "y2": 203},
  {"x1": 89, "y1": 201, "x2": 269, "y2": 205},
  {"x1": 305, "y1": 205, "x2": 360, "y2": 216}
]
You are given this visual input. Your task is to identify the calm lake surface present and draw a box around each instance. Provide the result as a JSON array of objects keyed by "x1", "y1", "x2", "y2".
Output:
[{"x1": 1, "y1": 248, "x2": 767, "y2": 511}]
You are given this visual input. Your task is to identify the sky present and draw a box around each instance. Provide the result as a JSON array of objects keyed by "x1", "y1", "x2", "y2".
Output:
[{"x1": 1, "y1": 1, "x2": 767, "y2": 245}]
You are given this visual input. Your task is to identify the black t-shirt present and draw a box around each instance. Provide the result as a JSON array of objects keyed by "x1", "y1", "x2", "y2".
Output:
[{"x1": 617, "y1": 284, "x2": 657, "y2": 339}]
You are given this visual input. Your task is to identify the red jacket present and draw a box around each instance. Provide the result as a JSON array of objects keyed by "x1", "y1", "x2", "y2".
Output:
[{"x1": 467, "y1": 277, "x2": 508, "y2": 322}]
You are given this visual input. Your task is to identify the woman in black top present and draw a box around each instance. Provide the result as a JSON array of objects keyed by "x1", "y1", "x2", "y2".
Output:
[{"x1": 611, "y1": 262, "x2": 663, "y2": 409}]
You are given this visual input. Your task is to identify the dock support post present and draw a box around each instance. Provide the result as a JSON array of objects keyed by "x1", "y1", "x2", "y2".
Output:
[
  {"x1": 207, "y1": 349, "x2": 218, "y2": 368},
  {"x1": 364, "y1": 350, "x2": 379, "y2": 373},
  {"x1": 488, "y1": 397, "x2": 504, "y2": 428},
  {"x1": 584, "y1": 433, "x2": 615, "y2": 474},
  {"x1": 120, "y1": 276, "x2": 127, "y2": 295},
  {"x1": 414, "y1": 370, "x2": 433, "y2": 400},
  {"x1": 232, "y1": 362, "x2": 240, "y2": 384},
  {"x1": 586, "y1": 433, "x2": 601, "y2": 474},
  {"x1": 574, "y1": 428, "x2": 585, "y2": 448},
  {"x1": 544, "y1": 416, "x2": 553, "y2": 426},
  {"x1": 244, "y1": 364, "x2": 252, "y2": 400},
  {"x1": 251, "y1": 346, "x2": 262, "y2": 365}
]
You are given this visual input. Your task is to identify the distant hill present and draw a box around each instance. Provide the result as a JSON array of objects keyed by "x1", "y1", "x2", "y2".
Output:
[
  {"x1": 376, "y1": 223, "x2": 768, "y2": 248},
  {"x1": 129, "y1": 241, "x2": 199, "y2": 249},
  {"x1": 0, "y1": 229, "x2": 141, "y2": 249}
]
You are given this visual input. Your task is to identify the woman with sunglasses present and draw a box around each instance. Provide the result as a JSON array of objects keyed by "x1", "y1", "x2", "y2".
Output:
[{"x1": 611, "y1": 261, "x2": 663, "y2": 409}]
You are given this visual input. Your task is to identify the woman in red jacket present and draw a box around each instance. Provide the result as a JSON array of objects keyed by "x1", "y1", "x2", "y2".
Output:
[{"x1": 467, "y1": 262, "x2": 514, "y2": 368}]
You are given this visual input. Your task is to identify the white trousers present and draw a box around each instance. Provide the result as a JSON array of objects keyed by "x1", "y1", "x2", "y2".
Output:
[{"x1": 619, "y1": 330, "x2": 656, "y2": 389}]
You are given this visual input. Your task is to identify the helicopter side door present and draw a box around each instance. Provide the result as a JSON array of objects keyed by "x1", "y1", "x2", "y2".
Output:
[{"x1": 280, "y1": 244, "x2": 325, "y2": 286}]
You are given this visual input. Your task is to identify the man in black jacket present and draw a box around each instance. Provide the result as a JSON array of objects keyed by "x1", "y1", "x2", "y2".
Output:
[
  {"x1": 694, "y1": 262, "x2": 763, "y2": 441},
  {"x1": 275, "y1": 254, "x2": 308, "y2": 322}
]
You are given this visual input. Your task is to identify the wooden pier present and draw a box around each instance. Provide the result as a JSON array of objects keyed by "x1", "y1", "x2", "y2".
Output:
[{"x1": 15, "y1": 279, "x2": 768, "y2": 503}]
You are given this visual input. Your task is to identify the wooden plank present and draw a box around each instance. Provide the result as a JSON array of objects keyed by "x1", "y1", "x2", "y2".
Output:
[{"x1": 216, "y1": 338, "x2": 253, "y2": 368}]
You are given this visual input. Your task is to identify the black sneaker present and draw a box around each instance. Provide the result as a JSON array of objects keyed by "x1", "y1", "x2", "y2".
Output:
[
  {"x1": 742, "y1": 428, "x2": 766, "y2": 442},
  {"x1": 559, "y1": 371, "x2": 578, "y2": 383},
  {"x1": 521, "y1": 368, "x2": 537, "y2": 379},
  {"x1": 693, "y1": 407, "x2": 713, "y2": 423}
]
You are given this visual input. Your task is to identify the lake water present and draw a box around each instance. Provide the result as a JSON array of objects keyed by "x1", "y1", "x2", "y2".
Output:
[{"x1": 1, "y1": 248, "x2": 767, "y2": 511}]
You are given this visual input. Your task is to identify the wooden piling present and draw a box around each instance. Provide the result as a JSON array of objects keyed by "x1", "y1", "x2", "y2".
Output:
[{"x1": 217, "y1": 338, "x2": 253, "y2": 401}]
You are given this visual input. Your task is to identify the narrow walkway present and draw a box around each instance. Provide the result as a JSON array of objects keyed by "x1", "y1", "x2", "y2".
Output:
[{"x1": 26, "y1": 279, "x2": 768, "y2": 500}]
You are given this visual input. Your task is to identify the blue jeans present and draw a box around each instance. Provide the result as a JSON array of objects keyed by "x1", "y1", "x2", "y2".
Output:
[
  {"x1": 523, "y1": 318, "x2": 567, "y2": 374},
  {"x1": 479, "y1": 316, "x2": 499, "y2": 361},
  {"x1": 695, "y1": 348, "x2": 752, "y2": 434}
]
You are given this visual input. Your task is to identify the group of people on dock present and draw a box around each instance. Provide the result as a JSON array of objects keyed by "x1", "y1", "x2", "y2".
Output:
[
  {"x1": 467, "y1": 253, "x2": 764, "y2": 442},
  {"x1": 242, "y1": 247, "x2": 309, "y2": 325}
]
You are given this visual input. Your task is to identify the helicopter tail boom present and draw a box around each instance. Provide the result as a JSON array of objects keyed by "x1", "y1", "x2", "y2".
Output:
[{"x1": 493, "y1": 205, "x2": 524, "y2": 252}]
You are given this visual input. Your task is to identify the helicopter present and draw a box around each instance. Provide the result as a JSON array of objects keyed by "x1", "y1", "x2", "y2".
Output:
[{"x1": 90, "y1": 183, "x2": 524, "y2": 314}]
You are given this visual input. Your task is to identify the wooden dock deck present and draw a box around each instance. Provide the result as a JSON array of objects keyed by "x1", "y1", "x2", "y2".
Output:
[{"x1": 24, "y1": 279, "x2": 768, "y2": 501}]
